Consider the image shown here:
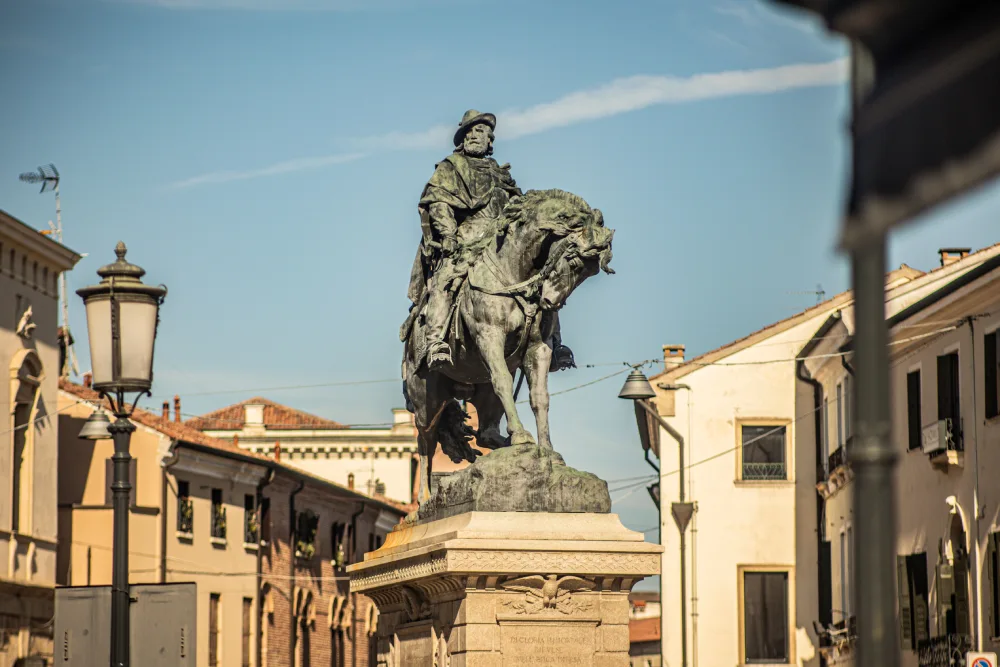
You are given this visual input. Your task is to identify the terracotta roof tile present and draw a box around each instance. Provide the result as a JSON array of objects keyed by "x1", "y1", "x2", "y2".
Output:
[
  {"x1": 185, "y1": 397, "x2": 347, "y2": 431},
  {"x1": 59, "y1": 379, "x2": 264, "y2": 460},
  {"x1": 629, "y1": 616, "x2": 661, "y2": 644},
  {"x1": 59, "y1": 380, "x2": 407, "y2": 516}
]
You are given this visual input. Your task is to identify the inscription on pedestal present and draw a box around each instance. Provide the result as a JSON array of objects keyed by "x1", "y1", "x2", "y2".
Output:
[{"x1": 500, "y1": 622, "x2": 595, "y2": 666}]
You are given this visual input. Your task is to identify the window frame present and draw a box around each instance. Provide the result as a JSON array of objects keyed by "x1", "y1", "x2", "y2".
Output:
[
  {"x1": 208, "y1": 592, "x2": 221, "y2": 667},
  {"x1": 737, "y1": 564, "x2": 795, "y2": 665},
  {"x1": 985, "y1": 328, "x2": 999, "y2": 420},
  {"x1": 937, "y1": 349, "x2": 962, "y2": 428},
  {"x1": 735, "y1": 418, "x2": 793, "y2": 484}
]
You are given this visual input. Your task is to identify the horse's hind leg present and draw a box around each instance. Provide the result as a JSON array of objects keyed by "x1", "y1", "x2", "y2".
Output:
[{"x1": 405, "y1": 368, "x2": 443, "y2": 506}]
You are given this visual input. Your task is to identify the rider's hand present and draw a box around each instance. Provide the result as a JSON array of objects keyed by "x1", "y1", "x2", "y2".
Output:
[{"x1": 442, "y1": 237, "x2": 458, "y2": 254}]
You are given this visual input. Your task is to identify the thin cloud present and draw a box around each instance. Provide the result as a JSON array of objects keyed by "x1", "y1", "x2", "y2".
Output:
[
  {"x1": 104, "y1": 0, "x2": 460, "y2": 10},
  {"x1": 167, "y1": 152, "x2": 367, "y2": 189},
  {"x1": 171, "y1": 59, "x2": 846, "y2": 189}
]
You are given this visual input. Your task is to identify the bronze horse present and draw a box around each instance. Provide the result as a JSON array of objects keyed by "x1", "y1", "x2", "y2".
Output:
[{"x1": 402, "y1": 189, "x2": 615, "y2": 505}]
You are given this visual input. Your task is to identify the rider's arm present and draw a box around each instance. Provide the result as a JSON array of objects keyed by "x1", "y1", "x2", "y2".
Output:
[{"x1": 429, "y1": 203, "x2": 458, "y2": 253}]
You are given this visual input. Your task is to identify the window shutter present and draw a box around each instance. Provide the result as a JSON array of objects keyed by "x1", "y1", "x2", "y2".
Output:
[
  {"x1": 985, "y1": 535, "x2": 997, "y2": 639},
  {"x1": 909, "y1": 553, "x2": 930, "y2": 644},
  {"x1": 986, "y1": 332, "x2": 999, "y2": 419},
  {"x1": 936, "y1": 562, "x2": 955, "y2": 635},
  {"x1": 907, "y1": 371, "x2": 922, "y2": 450},
  {"x1": 898, "y1": 556, "x2": 912, "y2": 648}
]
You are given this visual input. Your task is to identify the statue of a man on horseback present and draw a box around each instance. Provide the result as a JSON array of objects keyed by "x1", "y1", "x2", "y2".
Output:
[
  {"x1": 400, "y1": 108, "x2": 616, "y2": 511},
  {"x1": 406, "y1": 109, "x2": 575, "y2": 371}
]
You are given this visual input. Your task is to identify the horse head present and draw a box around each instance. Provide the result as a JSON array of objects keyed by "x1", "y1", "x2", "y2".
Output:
[{"x1": 501, "y1": 189, "x2": 615, "y2": 311}]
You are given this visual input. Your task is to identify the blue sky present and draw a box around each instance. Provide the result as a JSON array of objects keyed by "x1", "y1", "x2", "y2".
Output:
[{"x1": 4, "y1": 0, "x2": 1000, "y2": 587}]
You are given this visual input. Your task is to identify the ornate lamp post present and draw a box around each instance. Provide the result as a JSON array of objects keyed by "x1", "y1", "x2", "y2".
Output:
[
  {"x1": 619, "y1": 368, "x2": 694, "y2": 667},
  {"x1": 76, "y1": 242, "x2": 166, "y2": 667}
]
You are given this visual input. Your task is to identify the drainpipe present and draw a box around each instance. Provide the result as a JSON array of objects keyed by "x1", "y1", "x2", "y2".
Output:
[
  {"x1": 349, "y1": 501, "x2": 366, "y2": 667},
  {"x1": 159, "y1": 440, "x2": 180, "y2": 584},
  {"x1": 256, "y1": 467, "x2": 274, "y2": 667},
  {"x1": 798, "y1": 358, "x2": 831, "y2": 667},
  {"x1": 289, "y1": 478, "x2": 305, "y2": 664},
  {"x1": 966, "y1": 316, "x2": 984, "y2": 650}
]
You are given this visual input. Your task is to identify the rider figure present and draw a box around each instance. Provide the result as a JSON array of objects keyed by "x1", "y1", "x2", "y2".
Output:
[{"x1": 408, "y1": 109, "x2": 576, "y2": 371}]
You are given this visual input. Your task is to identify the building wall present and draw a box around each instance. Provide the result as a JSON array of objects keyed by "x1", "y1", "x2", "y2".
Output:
[
  {"x1": 260, "y1": 472, "x2": 394, "y2": 667},
  {"x1": 1, "y1": 217, "x2": 79, "y2": 665},
  {"x1": 56, "y1": 392, "x2": 165, "y2": 588},
  {"x1": 652, "y1": 312, "x2": 836, "y2": 667},
  {"x1": 164, "y1": 448, "x2": 267, "y2": 667}
]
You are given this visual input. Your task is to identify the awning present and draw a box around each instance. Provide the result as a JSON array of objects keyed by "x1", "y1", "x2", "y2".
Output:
[{"x1": 773, "y1": 0, "x2": 1000, "y2": 249}]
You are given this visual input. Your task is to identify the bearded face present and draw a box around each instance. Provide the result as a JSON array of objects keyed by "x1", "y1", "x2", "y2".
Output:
[{"x1": 462, "y1": 123, "x2": 494, "y2": 157}]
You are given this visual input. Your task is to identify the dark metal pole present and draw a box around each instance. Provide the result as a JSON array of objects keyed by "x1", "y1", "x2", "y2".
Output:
[
  {"x1": 849, "y1": 237, "x2": 900, "y2": 667},
  {"x1": 636, "y1": 399, "x2": 691, "y2": 667},
  {"x1": 109, "y1": 414, "x2": 135, "y2": 667}
]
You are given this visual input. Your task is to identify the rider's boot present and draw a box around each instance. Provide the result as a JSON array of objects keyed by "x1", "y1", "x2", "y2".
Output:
[{"x1": 425, "y1": 288, "x2": 454, "y2": 370}]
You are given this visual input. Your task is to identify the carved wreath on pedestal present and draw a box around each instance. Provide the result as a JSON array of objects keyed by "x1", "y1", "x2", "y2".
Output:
[{"x1": 499, "y1": 575, "x2": 595, "y2": 615}]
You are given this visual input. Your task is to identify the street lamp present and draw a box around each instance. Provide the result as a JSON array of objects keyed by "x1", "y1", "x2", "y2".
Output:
[
  {"x1": 619, "y1": 368, "x2": 694, "y2": 667},
  {"x1": 76, "y1": 242, "x2": 166, "y2": 667}
]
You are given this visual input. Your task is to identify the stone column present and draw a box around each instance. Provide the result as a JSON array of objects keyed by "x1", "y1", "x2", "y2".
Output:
[{"x1": 348, "y1": 511, "x2": 661, "y2": 667}]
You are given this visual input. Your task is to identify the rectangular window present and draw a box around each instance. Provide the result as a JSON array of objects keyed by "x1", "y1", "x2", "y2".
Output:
[
  {"x1": 211, "y1": 489, "x2": 226, "y2": 540},
  {"x1": 986, "y1": 331, "x2": 999, "y2": 419},
  {"x1": 244, "y1": 494, "x2": 257, "y2": 544},
  {"x1": 989, "y1": 532, "x2": 1000, "y2": 639},
  {"x1": 242, "y1": 597, "x2": 252, "y2": 667},
  {"x1": 844, "y1": 374, "x2": 853, "y2": 438},
  {"x1": 743, "y1": 571, "x2": 789, "y2": 663},
  {"x1": 907, "y1": 371, "x2": 922, "y2": 451},
  {"x1": 209, "y1": 593, "x2": 220, "y2": 666},
  {"x1": 332, "y1": 523, "x2": 346, "y2": 569},
  {"x1": 937, "y1": 351, "x2": 961, "y2": 426},
  {"x1": 840, "y1": 532, "x2": 848, "y2": 623},
  {"x1": 177, "y1": 480, "x2": 192, "y2": 534},
  {"x1": 846, "y1": 526, "x2": 853, "y2": 619},
  {"x1": 836, "y1": 383, "x2": 844, "y2": 450},
  {"x1": 741, "y1": 425, "x2": 787, "y2": 481},
  {"x1": 897, "y1": 553, "x2": 930, "y2": 650}
]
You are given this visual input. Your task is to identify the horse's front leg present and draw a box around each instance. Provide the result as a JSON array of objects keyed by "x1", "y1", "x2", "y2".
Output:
[
  {"x1": 480, "y1": 331, "x2": 535, "y2": 446},
  {"x1": 523, "y1": 341, "x2": 553, "y2": 450}
]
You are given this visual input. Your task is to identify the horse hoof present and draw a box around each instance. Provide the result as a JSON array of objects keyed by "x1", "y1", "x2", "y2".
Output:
[{"x1": 511, "y1": 430, "x2": 536, "y2": 446}]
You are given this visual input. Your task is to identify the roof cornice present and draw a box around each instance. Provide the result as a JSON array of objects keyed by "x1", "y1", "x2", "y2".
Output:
[{"x1": 0, "y1": 209, "x2": 82, "y2": 271}]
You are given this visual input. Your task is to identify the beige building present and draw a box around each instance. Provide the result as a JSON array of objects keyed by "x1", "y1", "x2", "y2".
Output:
[
  {"x1": 0, "y1": 210, "x2": 80, "y2": 665},
  {"x1": 58, "y1": 380, "x2": 270, "y2": 666},
  {"x1": 645, "y1": 245, "x2": 1000, "y2": 667},
  {"x1": 188, "y1": 398, "x2": 419, "y2": 505},
  {"x1": 803, "y1": 248, "x2": 1000, "y2": 666}
]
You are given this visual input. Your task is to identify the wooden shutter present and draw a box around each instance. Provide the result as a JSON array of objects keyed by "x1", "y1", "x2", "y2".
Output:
[
  {"x1": 898, "y1": 556, "x2": 913, "y2": 648},
  {"x1": 907, "y1": 371, "x2": 922, "y2": 450},
  {"x1": 242, "y1": 598, "x2": 252, "y2": 667},
  {"x1": 209, "y1": 594, "x2": 220, "y2": 666},
  {"x1": 986, "y1": 331, "x2": 999, "y2": 419},
  {"x1": 936, "y1": 562, "x2": 955, "y2": 635},
  {"x1": 985, "y1": 534, "x2": 998, "y2": 640},
  {"x1": 909, "y1": 553, "x2": 930, "y2": 644}
]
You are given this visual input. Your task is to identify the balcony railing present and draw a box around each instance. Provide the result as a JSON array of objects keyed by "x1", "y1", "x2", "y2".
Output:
[
  {"x1": 742, "y1": 462, "x2": 786, "y2": 480},
  {"x1": 177, "y1": 497, "x2": 193, "y2": 534},
  {"x1": 828, "y1": 446, "x2": 849, "y2": 473},
  {"x1": 211, "y1": 505, "x2": 227, "y2": 540},
  {"x1": 244, "y1": 511, "x2": 259, "y2": 545},
  {"x1": 917, "y1": 634, "x2": 972, "y2": 667}
]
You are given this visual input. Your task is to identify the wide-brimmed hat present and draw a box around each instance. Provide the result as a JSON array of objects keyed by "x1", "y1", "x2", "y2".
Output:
[{"x1": 453, "y1": 109, "x2": 496, "y2": 147}]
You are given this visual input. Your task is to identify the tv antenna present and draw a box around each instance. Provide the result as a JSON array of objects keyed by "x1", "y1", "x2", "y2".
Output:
[
  {"x1": 786, "y1": 283, "x2": 826, "y2": 305},
  {"x1": 19, "y1": 163, "x2": 79, "y2": 378}
]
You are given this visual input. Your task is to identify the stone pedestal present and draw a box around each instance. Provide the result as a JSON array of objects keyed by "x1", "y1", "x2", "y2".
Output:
[{"x1": 348, "y1": 511, "x2": 661, "y2": 667}]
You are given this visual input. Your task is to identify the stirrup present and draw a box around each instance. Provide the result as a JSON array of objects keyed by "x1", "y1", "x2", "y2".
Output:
[{"x1": 428, "y1": 342, "x2": 453, "y2": 369}]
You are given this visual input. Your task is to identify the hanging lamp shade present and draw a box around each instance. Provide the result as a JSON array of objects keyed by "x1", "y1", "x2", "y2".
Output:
[
  {"x1": 618, "y1": 369, "x2": 656, "y2": 401},
  {"x1": 78, "y1": 411, "x2": 112, "y2": 440}
]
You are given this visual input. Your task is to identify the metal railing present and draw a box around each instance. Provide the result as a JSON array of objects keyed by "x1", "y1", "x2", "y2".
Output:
[
  {"x1": 211, "y1": 505, "x2": 227, "y2": 540},
  {"x1": 742, "y1": 462, "x2": 786, "y2": 480},
  {"x1": 917, "y1": 634, "x2": 972, "y2": 667},
  {"x1": 177, "y1": 498, "x2": 193, "y2": 534}
]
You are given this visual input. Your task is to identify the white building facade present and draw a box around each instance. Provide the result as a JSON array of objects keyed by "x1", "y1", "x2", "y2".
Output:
[
  {"x1": 188, "y1": 398, "x2": 418, "y2": 505},
  {"x1": 646, "y1": 246, "x2": 1000, "y2": 667}
]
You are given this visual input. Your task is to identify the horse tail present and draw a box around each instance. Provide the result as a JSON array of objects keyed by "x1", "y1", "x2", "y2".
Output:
[{"x1": 437, "y1": 400, "x2": 478, "y2": 465}]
